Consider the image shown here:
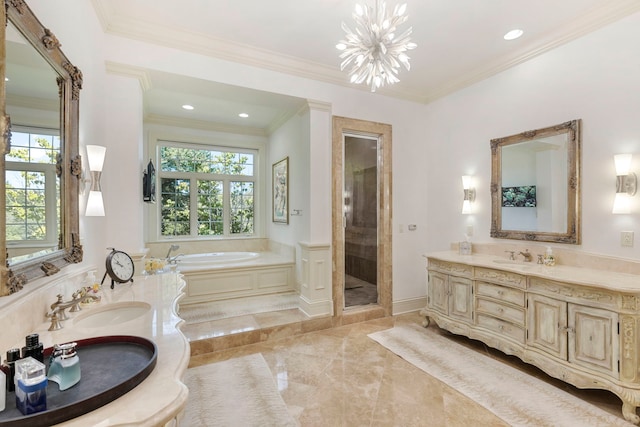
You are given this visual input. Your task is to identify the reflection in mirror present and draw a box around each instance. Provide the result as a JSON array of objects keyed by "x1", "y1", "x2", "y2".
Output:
[
  {"x1": 1, "y1": 0, "x2": 83, "y2": 296},
  {"x1": 490, "y1": 120, "x2": 581, "y2": 244},
  {"x1": 5, "y1": 22, "x2": 62, "y2": 266}
]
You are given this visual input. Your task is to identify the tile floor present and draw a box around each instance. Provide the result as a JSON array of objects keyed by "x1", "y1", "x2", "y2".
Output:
[{"x1": 187, "y1": 311, "x2": 628, "y2": 426}]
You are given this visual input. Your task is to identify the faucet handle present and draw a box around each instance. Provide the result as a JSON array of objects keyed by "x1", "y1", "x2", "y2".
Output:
[
  {"x1": 47, "y1": 309, "x2": 64, "y2": 331},
  {"x1": 504, "y1": 250, "x2": 515, "y2": 260}
]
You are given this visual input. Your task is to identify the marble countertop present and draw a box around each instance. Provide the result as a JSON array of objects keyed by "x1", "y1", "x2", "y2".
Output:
[
  {"x1": 425, "y1": 251, "x2": 640, "y2": 293},
  {"x1": 23, "y1": 272, "x2": 190, "y2": 426}
]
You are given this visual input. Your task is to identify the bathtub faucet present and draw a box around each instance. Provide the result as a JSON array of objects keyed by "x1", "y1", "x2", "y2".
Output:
[
  {"x1": 165, "y1": 244, "x2": 180, "y2": 260},
  {"x1": 167, "y1": 253, "x2": 184, "y2": 264}
]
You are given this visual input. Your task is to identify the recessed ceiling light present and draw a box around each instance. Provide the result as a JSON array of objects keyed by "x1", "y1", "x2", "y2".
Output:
[
  {"x1": 503, "y1": 29, "x2": 523, "y2": 41},
  {"x1": 238, "y1": 113, "x2": 249, "y2": 118},
  {"x1": 182, "y1": 104, "x2": 194, "y2": 110}
]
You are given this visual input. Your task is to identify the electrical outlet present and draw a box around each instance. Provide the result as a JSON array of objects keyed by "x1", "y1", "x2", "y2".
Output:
[{"x1": 621, "y1": 231, "x2": 634, "y2": 247}]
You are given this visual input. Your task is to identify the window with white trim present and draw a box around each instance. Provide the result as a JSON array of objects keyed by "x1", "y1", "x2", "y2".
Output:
[
  {"x1": 5, "y1": 127, "x2": 60, "y2": 247},
  {"x1": 157, "y1": 141, "x2": 257, "y2": 238}
]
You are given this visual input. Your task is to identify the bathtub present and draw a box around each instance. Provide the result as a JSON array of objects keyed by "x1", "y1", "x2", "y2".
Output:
[
  {"x1": 177, "y1": 252, "x2": 259, "y2": 267},
  {"x1": 176, "y1": 251, "x2": 295, "y2": 305}
]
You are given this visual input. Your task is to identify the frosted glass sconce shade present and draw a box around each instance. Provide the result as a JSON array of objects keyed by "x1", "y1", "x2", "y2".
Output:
[
  {"x1": 612, "y1": 154, "x2": 636, "y2": 214},
  {"x1": 462, "y1": 175, "x2": 476, "y2": 214},
  {"x1": 85, "y1": 145, "x2": 106, "y2": 217}
]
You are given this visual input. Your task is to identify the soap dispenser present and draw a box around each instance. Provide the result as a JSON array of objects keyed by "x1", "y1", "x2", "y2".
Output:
[
  {"x1": 47, "y1": 342, "x2": 81, "y2": 391},
  {"x1": 544, "y1": 246, "x2": 556, "y2": 266}
]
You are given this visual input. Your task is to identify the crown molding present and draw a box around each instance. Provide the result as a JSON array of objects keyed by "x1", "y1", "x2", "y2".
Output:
[
  {"x1": 94, "y1": 0, "x2": 640, "y2": 105},
  {"x1": 91, "y1": 1, "x2": 425, "y2": 103},
  {"x1": 422, "y1": 0, "x2": 640, "y2": 103},
  {"x1": 105, "y1": 61, "x2": 152, "y2": 91}
]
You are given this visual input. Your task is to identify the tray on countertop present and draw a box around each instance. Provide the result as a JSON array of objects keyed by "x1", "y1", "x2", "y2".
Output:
[{"x1": 0, "y1": 335, "x2": 157, "y2": 427}]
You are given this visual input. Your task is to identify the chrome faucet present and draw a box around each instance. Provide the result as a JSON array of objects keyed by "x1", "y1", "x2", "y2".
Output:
[
  {"x1": 519, "y1": 249, "x2": 532, "y2": 262},
  {"x1": 46, "y1": 290, "x2": 101, "y2": 331},
  {"x1": 167, "y1": 253, "x2": 184, "y2": 264},
  {"x1": 165, "y1": 244, "x2": 180, "y2": 260}
]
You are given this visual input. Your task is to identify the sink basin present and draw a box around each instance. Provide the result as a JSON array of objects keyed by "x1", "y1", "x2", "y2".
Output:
[{"x1": 73, "y1": 302, "x2": 151, "y2": 328}]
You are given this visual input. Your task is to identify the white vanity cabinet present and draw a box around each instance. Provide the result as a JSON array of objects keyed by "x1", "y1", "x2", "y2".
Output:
[
  {"x1": 527, "y1": 293, "x2": 618, "y2": 377},
  {"x1": 420, "y1": 254, "x2": 640, "y2": 425},
  {"x1": 426, "y1": 260, "x2": 473, "y2": 328}
]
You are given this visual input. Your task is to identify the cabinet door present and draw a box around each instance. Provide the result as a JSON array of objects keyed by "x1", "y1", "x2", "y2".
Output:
[
  {"x1": 527, "y1": 294, "x2": 568, "y2": 360},
  {"x1": 448, "y1": 276, "x2": 473, "y2": 322},
  {"x1": 428, "y1": 271, "x2": 448, "y2": 314},
  {"x1": 568, "y1": 304, "x2": 618, "y2": 377}
]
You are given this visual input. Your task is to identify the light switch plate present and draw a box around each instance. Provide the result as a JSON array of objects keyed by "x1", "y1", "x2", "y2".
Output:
[{"x1": 621, "y1": 231, "x2": 634, "y2": 247}]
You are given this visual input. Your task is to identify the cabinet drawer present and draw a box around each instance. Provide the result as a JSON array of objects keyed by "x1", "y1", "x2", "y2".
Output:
[
  {"x1": 476, "y1": 297, "x2": 525, "y2": 326},
  {"x1": 475, "y1": 267, "x2": 526, "y2": 289},
  {"x1": 476, "y1": 281, "x2": 525, "y2": 307},
  {"x1": 428, "y1": 259, "x2": 472, "y2": 278},
  {"x1": 477, "y1": 314, "x2": 525, "y2": 344}
]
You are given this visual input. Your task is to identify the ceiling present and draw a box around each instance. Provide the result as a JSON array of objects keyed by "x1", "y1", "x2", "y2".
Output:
[{"x1": 88, "y1": 0, "x2": 640, "y2": 132}]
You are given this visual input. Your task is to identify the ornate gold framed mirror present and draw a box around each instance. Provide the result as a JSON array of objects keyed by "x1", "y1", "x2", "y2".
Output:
[
  {"x1": 490, "y1": 120, "x2": 581, "y2": 244},
  {"x1": 1, "y1": 0, "x2": 83, "y2": 295}
]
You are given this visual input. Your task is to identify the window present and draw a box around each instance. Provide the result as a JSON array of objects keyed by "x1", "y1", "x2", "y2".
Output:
[
  {"x1": 157, "y1": 142, "x2": 257, "y2": 238},
  {"x1": 5, "y1": 127, "x2": 60, "y2": 246}
]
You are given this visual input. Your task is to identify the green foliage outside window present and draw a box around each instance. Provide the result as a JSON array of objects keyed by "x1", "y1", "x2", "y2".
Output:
[
  {"x1": 5, "y1": 132, "x2": 59, "y2": 242},
  {"x1": 159, "y1": 145, "x2": 255, "y2": 237}
]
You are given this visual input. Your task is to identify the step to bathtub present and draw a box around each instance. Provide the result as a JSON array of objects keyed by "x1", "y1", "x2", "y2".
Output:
[{"x1": 178, "y1": 292, "x2": 300, "y2": 324}]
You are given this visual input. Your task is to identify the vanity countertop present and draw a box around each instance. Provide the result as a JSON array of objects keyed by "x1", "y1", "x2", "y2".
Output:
[
  {"x1": 425, "y1": 251, "x2": 640, "y2": 293},
  {"x1": 18, "y1": 272, "x2": 189, "y2": 426}
]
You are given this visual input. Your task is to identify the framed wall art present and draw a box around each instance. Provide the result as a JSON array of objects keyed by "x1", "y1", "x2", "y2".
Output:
[{"x1": 272, "y1": 157, "x2": 289, "y2": 224}]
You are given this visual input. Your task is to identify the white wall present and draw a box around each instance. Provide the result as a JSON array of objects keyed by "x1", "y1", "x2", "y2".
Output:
[
  {"x1": 21, "y1": 2, "x2": 640, "y2": 311},
  {"x1": 425, "y1": 10, "x2": 640, "y2": 261},
  {"x1": 27, "y1": 0, "x2": 110, "y2": 269},
  {"x1": 267, "y1": 108, "x2": 310, "y2": 245},
  {"x1": 98, "y1": 31, "x2": 431, "y2": 301}
]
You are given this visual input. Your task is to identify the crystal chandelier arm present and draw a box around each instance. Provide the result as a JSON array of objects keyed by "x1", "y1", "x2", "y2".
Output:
[{"x1": 337, "y1": 0, "x2": 417, "y2": 92}]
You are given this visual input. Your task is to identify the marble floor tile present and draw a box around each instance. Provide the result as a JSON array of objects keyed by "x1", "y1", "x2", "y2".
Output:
[
  {"x1": 189, "y1": 311, "x2": 628, "y2": 426},
  {"x1": 181, "y1": 314, "x2": 260, "y2": 341}
]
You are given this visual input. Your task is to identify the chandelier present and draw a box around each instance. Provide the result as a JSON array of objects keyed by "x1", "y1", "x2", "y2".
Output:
[{"x1": 336, "y1": 0, "x2": 417, "y2": 92}]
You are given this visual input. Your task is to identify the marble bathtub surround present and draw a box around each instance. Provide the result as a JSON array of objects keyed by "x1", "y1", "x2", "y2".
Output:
[
  {"x1": 145, "y1": 238, "x2": 295, "y2": 261},
  {"x1": 184, "y1": 303, "x2": 388, "y2": 356}
]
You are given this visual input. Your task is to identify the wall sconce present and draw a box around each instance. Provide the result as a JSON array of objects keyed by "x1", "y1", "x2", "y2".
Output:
[
  {"x1": 462, "y1": 175, "x2": 476, "y2": 214},
  {"x1": 85, "y1": 145, "x2": 106, "y2": 216},
  {"x1": 612, "y1": 154, "x2": 636, "y2": 214}
]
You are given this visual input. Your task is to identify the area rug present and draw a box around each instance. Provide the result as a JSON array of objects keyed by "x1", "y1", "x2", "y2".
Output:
[
  {"x1": 368, "y1": 324, "x2": 632, "y2": 427},
  {"x1": 182, "y1": 353, "x2": 298, "y2": 427}
]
